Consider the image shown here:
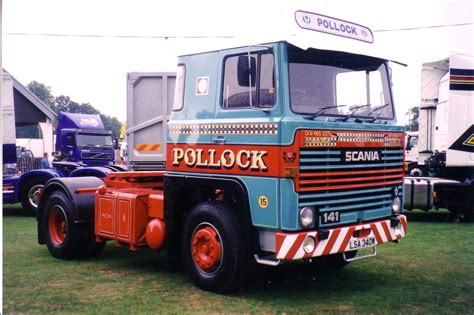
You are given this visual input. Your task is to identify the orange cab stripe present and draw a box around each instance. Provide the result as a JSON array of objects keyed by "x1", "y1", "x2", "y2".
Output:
[
  {"x1": 299, "y1": 174, "x2": 403, "y2": 185},
  {"x1": 166, "y1": 143, "x2": 286, "y2": 177},
  {"x1": 299, "y1": 168, "x2": 403, "y2": 178},
  {"x1": 298, "y1": 179, "x2": 403, "y2": 192}
]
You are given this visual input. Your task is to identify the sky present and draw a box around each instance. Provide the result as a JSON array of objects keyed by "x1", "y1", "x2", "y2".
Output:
[{"x1": 2, "y1": 0, "x2": 473, "y2": 123}]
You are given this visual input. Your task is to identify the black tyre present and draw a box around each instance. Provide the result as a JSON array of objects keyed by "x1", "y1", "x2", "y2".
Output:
[
  {"x1": 20, "y1": 179, "x2": 46, "y2": 216},
  {"x1": 407, "y1": 164, "x2": 427, "y2": 177},
  {"x1": 311, "y1": 250, "x2": 357, "y2": 270},
  {"x1": 43, "y1": 191, "x2": 104, "y2": 259},
  {"x1": 182, "y1": 201, "x2": 247, "y2": 293}
]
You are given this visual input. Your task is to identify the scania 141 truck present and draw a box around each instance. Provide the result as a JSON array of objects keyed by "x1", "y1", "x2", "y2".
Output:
[{"x1": 37, "y1": 11, "x2": 407, "y2": 293}]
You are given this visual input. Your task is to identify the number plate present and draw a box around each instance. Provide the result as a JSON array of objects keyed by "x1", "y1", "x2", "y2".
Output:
[
  {"x1": 320, "y1": 211, "x2": 340, "y2": 224},
  {"x1": 349, "y1": 236, "x2": 376, "y2": 250}
]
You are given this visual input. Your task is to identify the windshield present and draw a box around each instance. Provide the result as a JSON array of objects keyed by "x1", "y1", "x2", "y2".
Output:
[
  {"x1": 289, "y1": 46, "x2": 394, "y2": 120},
  {"x1": 75, "y1": 134, "x2": 113, "y2": 148}
]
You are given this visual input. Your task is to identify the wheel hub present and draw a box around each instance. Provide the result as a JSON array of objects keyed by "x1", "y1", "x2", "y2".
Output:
[
  {"x1": 191, "y1": 225, "x2": 222, "y2": 273},
  {"x1": 28, "y1": 184, "x2": 44, "y2": 208},
  {"x1": 48, "y1": 206, "x2": 67, "y2": 246}
]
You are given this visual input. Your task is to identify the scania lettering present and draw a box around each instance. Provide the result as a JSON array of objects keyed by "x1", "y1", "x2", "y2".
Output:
[
  {"x1": 36, "y1": 10, "x2": 407, "y2": 293},
  {"x1": 344, "y1": 151, "x2": 381, "y2": 162}
]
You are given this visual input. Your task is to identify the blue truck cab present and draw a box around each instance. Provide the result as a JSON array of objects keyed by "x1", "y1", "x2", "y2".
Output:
[
  {"x1": 165, "y1": 11, "x2": 407, "y2": 279},
  {"x1": 55, "y1": 112, "x2": 115, "y2": 166},
  {"x1": 3, "y1": 112, "x2": 120, "y2": 215}
]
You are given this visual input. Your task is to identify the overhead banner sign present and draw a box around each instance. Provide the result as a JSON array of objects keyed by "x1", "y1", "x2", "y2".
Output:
[{"x1": 295, "y1": 11, "x2": 374, "y2": 44}]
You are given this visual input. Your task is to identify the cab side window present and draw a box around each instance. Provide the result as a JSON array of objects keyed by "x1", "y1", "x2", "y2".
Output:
[{"x1": 222, "y1": 52, "x2": 276, "y2": 109}]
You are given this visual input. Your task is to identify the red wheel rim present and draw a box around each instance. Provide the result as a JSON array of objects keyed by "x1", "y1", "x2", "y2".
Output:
[
  {"x1": 48, "y1": 206, "x2": 67, "y2": 246},
  {"x1": 191, "y1": 225, "x2": 222, "y2": 273}
]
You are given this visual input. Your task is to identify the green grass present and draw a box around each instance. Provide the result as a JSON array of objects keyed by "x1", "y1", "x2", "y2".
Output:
[{"x1": 3, "y1": 204, "x2": 474, "y2": 314}]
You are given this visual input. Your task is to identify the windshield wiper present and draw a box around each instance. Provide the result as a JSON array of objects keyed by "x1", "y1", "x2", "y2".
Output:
[
  {"x1": 365, "y1": 103, "x2": 391, "y2": 122},
  {"x1": 336, "y1": 104, "x2": 372, "y2": 122},
  {"x1": 303, "y1": 105, "x2": 347, "y2": 120}
]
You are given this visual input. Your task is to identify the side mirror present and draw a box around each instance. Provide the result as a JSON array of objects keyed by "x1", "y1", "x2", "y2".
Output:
[
  {"x1": 113, "y1": 138, "x2": 119, "y2": 150},
  {"x1": 237, "y1": 55, "x2": 256, "y2": 87}
]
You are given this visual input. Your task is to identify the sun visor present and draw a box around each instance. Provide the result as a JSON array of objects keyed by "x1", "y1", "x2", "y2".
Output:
[{"x1": 285, "y1": 10, "x2": 391, "y2": 61}]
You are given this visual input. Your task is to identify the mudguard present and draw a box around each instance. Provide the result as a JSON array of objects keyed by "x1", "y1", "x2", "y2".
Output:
[
  {"x1": 69, "y1": 166, "x2": 112, "y2": 178},
  {"x1": 37, "y1": 177, "x2": 104, "y2": 244}
]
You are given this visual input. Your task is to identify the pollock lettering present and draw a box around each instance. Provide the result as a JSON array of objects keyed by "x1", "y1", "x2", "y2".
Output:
[{"x1": 172, "y1": 148, "x2": 268, "y2": 171}]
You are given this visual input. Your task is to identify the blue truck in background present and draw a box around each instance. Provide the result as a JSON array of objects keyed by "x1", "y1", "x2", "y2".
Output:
[{"x1": 3, "y1": 112, "x2": 125, "y2": 215}]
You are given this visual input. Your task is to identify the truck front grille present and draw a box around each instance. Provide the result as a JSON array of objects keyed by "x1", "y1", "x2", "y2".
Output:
[
  {"x1": 297, "y1": 147, "x2": 404, "y2": 227},
  {"x1": 81, "y1": 152, "x2": 113, "y2": 160},
  {"x1": 298, "y1": 148, "x2": 403, "y2": 191}
]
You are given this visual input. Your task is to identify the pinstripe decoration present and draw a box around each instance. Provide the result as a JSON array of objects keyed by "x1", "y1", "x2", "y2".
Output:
[
  {"x1": 169, "y1": 123, "x2": 278, "y2": 135},
  {"x1": 275, "y1": 215, "x2": 407, "y2": 260},
  {"x1": 450, "y1": 68, "x2": 474, "y2": 91},
  {"x1": 304, "y1": 132, "x2": 403, "y2": 147},
  {"x1": 337, "y1": 132, "x2": 385, "y2": 142}
]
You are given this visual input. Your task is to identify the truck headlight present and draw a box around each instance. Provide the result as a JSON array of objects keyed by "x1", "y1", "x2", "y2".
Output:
[
  {"x1": 392, "y1": 197, "x2": 401, "y2": 214},
  {"x1": 299, "y1": 207, "x2": 314, "y2": 229}
]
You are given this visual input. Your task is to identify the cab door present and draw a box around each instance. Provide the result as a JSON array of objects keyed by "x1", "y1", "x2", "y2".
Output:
[{"x1": 214, "y1": 45, "x2": 282, "y2": 228}]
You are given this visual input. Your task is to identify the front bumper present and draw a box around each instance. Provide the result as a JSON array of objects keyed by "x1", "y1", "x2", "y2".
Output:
[{"x1": 275, "y1": 215, "x2": 407, "y2": 260}]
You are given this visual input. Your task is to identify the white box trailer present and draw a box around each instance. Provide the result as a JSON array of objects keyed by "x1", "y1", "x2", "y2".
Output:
[
  {"x1": 126, "y1": 72, "x2": 176, "y2": 170},
  {"x1": 418, "y1": 54, "x2": 474, "y2": 167},
  {"x1": 404, "y1": 53, "x2": 474, "y2": 217}
]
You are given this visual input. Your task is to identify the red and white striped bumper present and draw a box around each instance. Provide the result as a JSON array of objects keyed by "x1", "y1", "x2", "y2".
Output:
[{"x1": 275, "y1": 215, "x2": 407, "y2": 260}]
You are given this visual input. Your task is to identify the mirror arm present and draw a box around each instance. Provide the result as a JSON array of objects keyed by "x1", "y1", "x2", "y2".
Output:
[
  {"x1": 247, "y1": 44, "x2": 274, "y2": 112},
  {"x1": 247, "y1": 46, "x2": 254, "y2": 109}
]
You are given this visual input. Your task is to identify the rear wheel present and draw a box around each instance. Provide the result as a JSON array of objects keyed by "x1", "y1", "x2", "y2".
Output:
[
  {"x1": 182, "y1": 201, "x2": 247, "y2": 293},
  {"x1": 43, "y1": 191, "x2": 103, "y2": 259}
]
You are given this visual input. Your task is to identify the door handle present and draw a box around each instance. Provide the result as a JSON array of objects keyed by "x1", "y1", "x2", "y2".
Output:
[{"x1": 212, "y1": 136, "x2": 226, "y2": 144}]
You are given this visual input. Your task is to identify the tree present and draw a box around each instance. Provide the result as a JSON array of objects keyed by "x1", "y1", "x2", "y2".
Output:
[
  {"x1": 54, "y1": 95, "x2": 73, "y2": 113},
  {"x1": 405, "y1": 107, "x2": 419, "y2": 132},
  {"x1": 27, "y1": 81, "x2": 55, "y2": 109},
  {"x1": 27, "y1": 81, "x2": 122, "y2": 137},
  {"x1": 101, "y1": 114, "x2": 121, "y2": 137}
]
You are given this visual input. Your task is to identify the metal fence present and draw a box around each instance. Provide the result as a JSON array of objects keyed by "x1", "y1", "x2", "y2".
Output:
[{"x1": 16, "y1": 157, "x2": 42, "y2": 173}]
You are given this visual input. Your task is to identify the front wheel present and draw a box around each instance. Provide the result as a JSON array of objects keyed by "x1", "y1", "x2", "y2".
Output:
[
  {"x1": 20, "y1": 179, "x2": 46, "y2": 216},
  {"x1": 182, "y1": 201, "x2": 247, "y2": 293}
]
